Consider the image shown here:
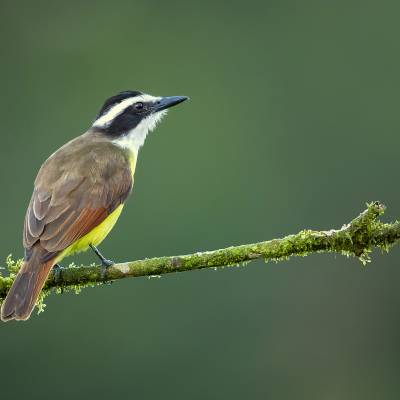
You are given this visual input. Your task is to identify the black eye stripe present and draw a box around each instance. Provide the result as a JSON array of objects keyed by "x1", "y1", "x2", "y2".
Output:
[{"x1": 96, "y1": 90, "x2": 143, "y2": 118}]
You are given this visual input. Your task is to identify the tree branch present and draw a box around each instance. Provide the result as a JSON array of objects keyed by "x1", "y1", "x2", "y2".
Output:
[{"x1": 1, "y1": 201, "x2": 399, "y2": 306}]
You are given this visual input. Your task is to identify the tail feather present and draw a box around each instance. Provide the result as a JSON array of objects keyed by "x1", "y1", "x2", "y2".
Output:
[{"x1": 1, "y1": 250, "x2": 54, "y2": 322}]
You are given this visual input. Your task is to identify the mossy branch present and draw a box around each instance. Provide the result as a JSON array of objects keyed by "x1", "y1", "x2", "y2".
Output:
[{"x1": 1, "y1": 201, "x2": 399, "y2": 312}]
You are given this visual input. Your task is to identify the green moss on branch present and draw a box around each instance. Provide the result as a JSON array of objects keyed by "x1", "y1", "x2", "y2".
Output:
[{"x1": 1, "y1": 201, "x2": 399, "y2": 313}]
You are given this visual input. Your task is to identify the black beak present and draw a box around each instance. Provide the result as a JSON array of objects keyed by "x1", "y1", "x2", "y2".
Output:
[{"x1": 153, "y1": 96, "x2": 189, "y2": 112}]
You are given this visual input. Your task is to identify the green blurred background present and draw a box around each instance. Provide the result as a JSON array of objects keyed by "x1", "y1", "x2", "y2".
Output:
[{"x1": 1, "y1": 0, "x2": 400, "y2": 398}]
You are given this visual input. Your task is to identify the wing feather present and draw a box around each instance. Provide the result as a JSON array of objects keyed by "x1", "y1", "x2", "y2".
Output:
[{"x1": 23, "y1": 137, "x2": 133, "y2": 260}]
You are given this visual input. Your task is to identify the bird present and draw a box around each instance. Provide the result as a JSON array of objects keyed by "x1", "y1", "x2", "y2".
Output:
[{"x1": 1, "y1": 90, "x2": 188, "y2": 321}]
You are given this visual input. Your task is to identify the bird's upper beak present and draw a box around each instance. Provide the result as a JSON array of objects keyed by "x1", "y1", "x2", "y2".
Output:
[{"x1": 153, "y1": 96, "x2": 188, "y2": 112}]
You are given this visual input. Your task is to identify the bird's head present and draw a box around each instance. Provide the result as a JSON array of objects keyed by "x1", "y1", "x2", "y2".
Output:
[{"x1": 92, "y1": 90, "x2": 188, "y2": 152}]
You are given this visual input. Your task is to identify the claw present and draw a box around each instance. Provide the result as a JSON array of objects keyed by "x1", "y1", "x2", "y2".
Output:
[
  {"x1": 53, "y1": 264, "x2": 64, "y2": 293},
  {"x1": 101, "y1": 259, "x2": 114, "y2": 280},
  {"x1": 89, "y1": 244, "x2": 115, "y2": 280}
]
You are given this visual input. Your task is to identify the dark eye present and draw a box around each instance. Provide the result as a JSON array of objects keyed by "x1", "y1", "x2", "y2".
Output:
[{"x1": 134, "y1": 102, "x2": 144, "y2": 110}]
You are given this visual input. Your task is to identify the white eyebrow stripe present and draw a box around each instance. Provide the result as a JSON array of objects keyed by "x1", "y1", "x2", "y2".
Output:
[{"x1": 92, "y1": 94, "x2": 161, "y2": 128}]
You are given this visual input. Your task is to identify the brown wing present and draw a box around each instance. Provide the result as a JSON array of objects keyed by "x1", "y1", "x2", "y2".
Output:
[{"x1": 23, "y1": 135, "x2": 133, "y2": 262}]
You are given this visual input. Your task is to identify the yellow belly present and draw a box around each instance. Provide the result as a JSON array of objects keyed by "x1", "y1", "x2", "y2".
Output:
[{"x1": 55, "y1": 204, "x2": 124, "y2": 264}]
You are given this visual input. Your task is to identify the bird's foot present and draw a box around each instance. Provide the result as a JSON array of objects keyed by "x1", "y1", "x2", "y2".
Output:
[
  {"x1": 53, "y1": 264, "x2": 64, "y2": 292},
  {"x1": 100, "y1": 259, "x2": 114, "y2": 280},
  {"x1": 53, "y1": 264, "x2": 63, "y2": 282},
  {"x1": 89, "y1": 244, "x2": 115, "y2": 280},
  {"x1": 101, "y1": 258, "x2": 115, "y2": 268}
]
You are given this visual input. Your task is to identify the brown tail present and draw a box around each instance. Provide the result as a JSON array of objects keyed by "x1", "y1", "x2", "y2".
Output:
[{"x1": 1, "y1": 248, "x2": 55, "y2": 322}]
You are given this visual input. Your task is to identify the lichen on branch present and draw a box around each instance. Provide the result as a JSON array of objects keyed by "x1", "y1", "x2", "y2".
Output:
[{"x1": 1, "y1": 201, "x2": 399, "y2": 314}]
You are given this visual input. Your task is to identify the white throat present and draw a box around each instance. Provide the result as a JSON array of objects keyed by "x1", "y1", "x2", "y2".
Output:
[
  {"x1": 111, "y1": 110, "x2": 167, "y2": 154},
  {"x1": 92, "y1": 93, "x2": 168, "y2": 155}
]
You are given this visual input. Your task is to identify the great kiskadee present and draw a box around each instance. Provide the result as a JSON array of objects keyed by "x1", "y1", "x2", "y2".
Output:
[{"x1": 1, "y1": 90, "x2": 188, "y2": 321}]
